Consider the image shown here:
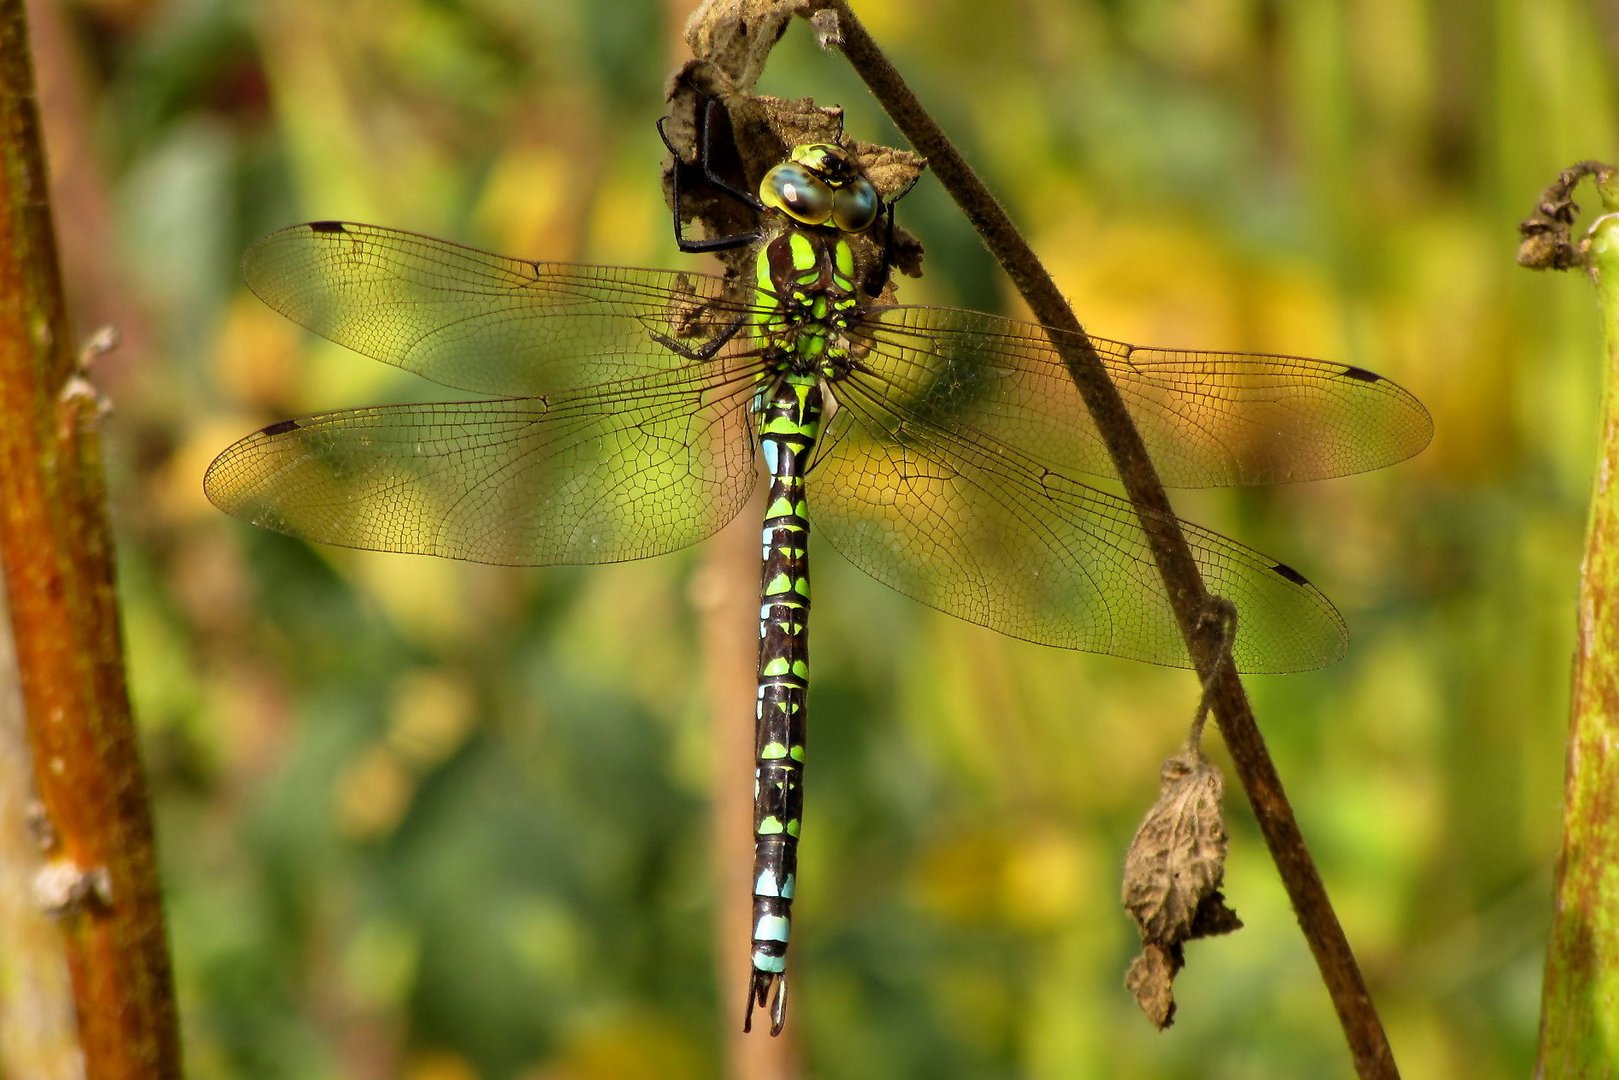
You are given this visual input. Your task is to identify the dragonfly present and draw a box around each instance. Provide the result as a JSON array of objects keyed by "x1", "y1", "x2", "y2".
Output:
[{"x1": 204, "y1": 108, "x2": 1432, "y2": 1036}]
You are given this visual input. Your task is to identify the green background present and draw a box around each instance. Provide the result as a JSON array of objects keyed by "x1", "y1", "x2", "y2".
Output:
[{"x1": 41, "y1": 0, "x2": 1605, "y2": 1075}]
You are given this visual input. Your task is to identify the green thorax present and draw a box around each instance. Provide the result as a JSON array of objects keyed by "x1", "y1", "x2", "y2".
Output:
[{"x1": 753, "y1": 228, "x2": 865, "y2": 380}]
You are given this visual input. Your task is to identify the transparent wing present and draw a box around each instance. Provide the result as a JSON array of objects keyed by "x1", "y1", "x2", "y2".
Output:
[
  {"x1": 856, "y1": 305, "x2": 1433, "y2": 487},
  {"x1": 812, "y1": 372, "x2": 1346, "y2": 673},
  {"x1": 242, "y1": 223, "x2": 1429, "y2": 488},
  {"x1": 223, "y1": 221, "x2": 1393, "y2": 665},
  {"x1": 242, "y1": 221, "x2": 755, "y2": 397},
  {"x1": 204, "y1": 360, "x2": 762, "y2": 566}
]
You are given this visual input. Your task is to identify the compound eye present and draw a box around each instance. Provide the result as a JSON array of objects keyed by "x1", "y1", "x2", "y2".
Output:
[
  {"x1": 831, "y1": 178, "x2": 881, "y2": 233},
  {"x1": 760, "y1": 162, "x2": 834, "y2": 225},
  {"x1": 793, "y1": 143, "x2": 857, "y2": 185}
]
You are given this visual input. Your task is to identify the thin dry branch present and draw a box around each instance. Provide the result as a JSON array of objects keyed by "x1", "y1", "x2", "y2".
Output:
[{"x1": 806, "y1": 2, "x2": 1398, "y2": 1075}]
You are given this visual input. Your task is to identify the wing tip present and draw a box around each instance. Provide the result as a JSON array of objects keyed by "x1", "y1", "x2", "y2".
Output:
[
  {"x1": 1233, "y1": 560, "x2": 1349, "y2": 673},
  {"x1": 1269, "y1": 560, "x2": 1310, "y2": 586}
]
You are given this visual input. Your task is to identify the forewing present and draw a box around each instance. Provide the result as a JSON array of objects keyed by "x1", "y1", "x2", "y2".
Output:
[
  {"x1": 857, "y1": 305, "x2": 1433, "y2": 487},
  {"x1": 242, "y1": 222, "x2": 754, "y2": 397},
  {"x1": 204, "y1": 360, "x2": 762, "y2": 566}
]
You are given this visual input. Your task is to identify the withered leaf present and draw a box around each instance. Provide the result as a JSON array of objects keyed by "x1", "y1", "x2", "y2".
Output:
[
  {"x1": 1121, "y1": 749, "x2": 1243, "y2": 1029},
  {"x1": 1124, "y1": 945, "x2": 1178, "y2": 1029},
  {"x1": 682, "y1": 0, "x2": 808, "y2": 90}
]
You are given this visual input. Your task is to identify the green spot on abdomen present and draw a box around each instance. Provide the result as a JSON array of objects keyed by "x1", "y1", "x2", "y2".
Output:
[{"x1": 761, "y1": 416, "x2": 813, "y2": 437}]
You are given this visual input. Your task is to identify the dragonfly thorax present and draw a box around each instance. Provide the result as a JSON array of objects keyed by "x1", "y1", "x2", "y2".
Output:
[{"x1": 755, "y1": 230, "x2": 869, "y2": 381}]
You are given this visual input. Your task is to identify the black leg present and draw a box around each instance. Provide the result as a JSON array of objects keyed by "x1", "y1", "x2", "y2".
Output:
[
  {"x1": 659, "y1": 100, "x2": 766, "y2": 254},
  {"x1": 649, "y1": 310, "x2": 749, "y2": 361},
  {"x1": 863, "y1": 171, "x2": 921, "y2": 296},
  {"x1": 661, "y1": 100, "x2": 765, "y2": 211}
]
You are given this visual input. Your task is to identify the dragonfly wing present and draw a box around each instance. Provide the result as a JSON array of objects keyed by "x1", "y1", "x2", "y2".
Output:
[
  {"x1": 243, "y1": 222, "x2": 752, "y2": 397},
  {"x1": 204, "y1": 363, "x2": 761, "y2": 566},
  {"x1": 812, "y1": 373, "x2": 1347, "y2": 672},
  {"x1": 858, "y1": 305, "x2": 1432, "y2": 487}
]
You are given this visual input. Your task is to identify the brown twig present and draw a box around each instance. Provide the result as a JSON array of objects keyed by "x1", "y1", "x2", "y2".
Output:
[
  {"x1": 0, "y1": 2, "x2": 179, "y2": 1076},
  {"x1": 810, "y1": 2, "x2": 1398, "y2": 1075}
]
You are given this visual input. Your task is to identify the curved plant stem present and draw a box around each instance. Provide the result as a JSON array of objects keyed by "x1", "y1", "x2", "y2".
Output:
[
  {"x1": 0, "y1": 1, "x2": 179, "y2": 1075},
  {"x1": 1524, "y1": 161, "x2": 1619, "y2": 1076},
  {"x1": 809, "y1": 2, "x2": 1397, "y2": 1075}
]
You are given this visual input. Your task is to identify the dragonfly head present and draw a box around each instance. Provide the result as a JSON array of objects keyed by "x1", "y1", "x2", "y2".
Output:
[{"x1": 760, "y1": 143, "x2": 881, "y2": 234}]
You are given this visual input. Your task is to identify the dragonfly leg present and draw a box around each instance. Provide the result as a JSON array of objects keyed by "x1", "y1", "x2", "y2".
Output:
[
  {"x1": 648, "y1": 309, "x2": 748, "y2": 361},
  {"x1": 861, "y1": 170, "x2": 921, "y2": 296},
  {"x1": 659, "y1": 100, "x2": 765, "y2": 254},
  {"x1": 862, "y1": 200, "x2": 898, "y2": 297},
  {"x1": 668, "y1": 98, "x2": 765, "y2": 211}
]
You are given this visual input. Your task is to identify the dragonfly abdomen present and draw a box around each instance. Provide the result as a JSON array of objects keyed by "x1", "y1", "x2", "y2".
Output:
[{"x1": 747, "y1": 373, "x2": 822, "y2": 1034}]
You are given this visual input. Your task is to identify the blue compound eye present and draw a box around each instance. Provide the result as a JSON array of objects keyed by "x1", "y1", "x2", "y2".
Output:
[
  {"x1": 831, "y1": 178, "x2": 880, "y2": 233},
  {"x1": 760, "y1": 163, "x2": 834, "y2": 226}
]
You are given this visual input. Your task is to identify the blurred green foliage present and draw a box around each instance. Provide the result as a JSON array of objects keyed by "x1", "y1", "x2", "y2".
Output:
[{"x1": 51, "y1": 0, "x2": 1612, "y2": 1074}]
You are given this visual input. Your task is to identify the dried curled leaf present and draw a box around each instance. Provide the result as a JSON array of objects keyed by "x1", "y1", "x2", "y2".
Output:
[
  {"x1": 683, "y1": 0, "x2": 808, "y2": 90},
  {"x1": 1123, "y1": 944, "x2": 1178, "y2": 1029},
  {"x1": 1121, "y1": 750, "x2": 1243, "y2": 1029},
  {"x1": 1516, "y1": 160, "x2": 1618, "y2": 271},
  {"x1": 1123, "y1": 751, "x2": 1228, "y2": 939}
]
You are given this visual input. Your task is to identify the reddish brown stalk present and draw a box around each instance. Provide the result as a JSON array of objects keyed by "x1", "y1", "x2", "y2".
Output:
[{"x1": 0, "y1": 1, "x2": 179, "y2": 1075}]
